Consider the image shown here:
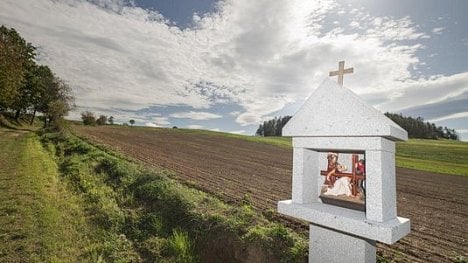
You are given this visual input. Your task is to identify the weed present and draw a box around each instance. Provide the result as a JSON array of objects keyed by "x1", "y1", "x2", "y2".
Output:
[
  {"x1": 455, "y1": 255, "x2": 466, "y2": 263},
  {"x1": 166, "y1": 229, "x2": 197, "y2": 263}
]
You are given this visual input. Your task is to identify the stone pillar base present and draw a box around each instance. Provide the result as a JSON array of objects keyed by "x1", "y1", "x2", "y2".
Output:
[{"x1": 309, "y1": 224, "x2": 376, "y2": 263}]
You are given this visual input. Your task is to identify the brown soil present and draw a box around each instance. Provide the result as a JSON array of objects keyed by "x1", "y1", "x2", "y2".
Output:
[{"x1": 73, "y1": 125, "x2": 468, "y2": 262}]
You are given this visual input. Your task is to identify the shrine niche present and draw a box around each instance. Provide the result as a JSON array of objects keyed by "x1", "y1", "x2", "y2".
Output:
[
  {"x1": 277, "y1": 63, "x2": 411, "y2": 262},
  {"x1": 319, "y1": 151, "x2": 366, "y2": 211}
]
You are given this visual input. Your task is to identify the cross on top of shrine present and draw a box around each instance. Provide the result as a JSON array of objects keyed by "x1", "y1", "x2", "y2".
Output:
[{"x1": 329, "y1": 61, "x2": 353, "y2": 86}]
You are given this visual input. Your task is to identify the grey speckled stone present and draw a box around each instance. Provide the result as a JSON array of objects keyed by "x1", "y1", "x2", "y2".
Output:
[
  {"x1": 309, "y1": 224, "x2": 376, "y2": 263},
  {"x1": 283, "y1": 78, "x2": 407, "y2": 141},
  {"x1": 278, "y1": 201, "x2": 410, "y2": 244},
  {"x1": 278, "y1": 77, "x2": 410, "y2": 262}
]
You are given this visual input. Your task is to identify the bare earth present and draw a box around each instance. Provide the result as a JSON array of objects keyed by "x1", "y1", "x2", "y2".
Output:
[{"x1": 73, "y1": 125, "x2": 467, "y2": 263}]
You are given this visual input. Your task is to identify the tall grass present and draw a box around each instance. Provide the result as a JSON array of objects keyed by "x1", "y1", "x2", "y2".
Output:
[{"x1": 39, "y1": 132, "x2": 307, "y2": 262}]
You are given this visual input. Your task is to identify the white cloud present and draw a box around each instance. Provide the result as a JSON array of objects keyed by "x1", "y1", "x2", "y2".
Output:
[
  {"x1": 373, "y1": 72, "x2": 468, "y2": 112},
  {"x1": 428, "y1": 112, "x2": 468, "y2": 122},
  {"x1": 152, "y1": 117, "x2": 170, "y2": 125},
  {"x1": 229, "y1": 130, "x2": 246, "y2": 135},
  {"x1": 432, "y1": 27, "x2": 445, "y2": 35},
  {"x1": 186, "y1": 124, "x2": 204, "y2": 129},
  {"x1": 145, "y1": 122, "x2": 158, "y2": 127},
  {"x1": 0, "y1": 0, "x2": 465, "y2": 131},
  {"x1": 170, "y1": 111, "x2": 222, "y2": 120}
]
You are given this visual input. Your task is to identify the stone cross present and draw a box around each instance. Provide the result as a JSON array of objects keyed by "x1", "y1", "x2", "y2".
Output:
[{"x1": 329, "y1": 61, "x2": 353, "y2": 86}]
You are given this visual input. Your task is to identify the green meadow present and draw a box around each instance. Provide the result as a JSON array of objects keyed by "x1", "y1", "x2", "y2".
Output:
[{"x1": 395, "y1": 139, "x2": 468, "y2": 176}]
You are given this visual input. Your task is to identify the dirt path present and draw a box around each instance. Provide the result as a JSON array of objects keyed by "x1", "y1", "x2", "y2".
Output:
[{"x1": 73, "y1": 125, "x2": 468, "y2": 262}]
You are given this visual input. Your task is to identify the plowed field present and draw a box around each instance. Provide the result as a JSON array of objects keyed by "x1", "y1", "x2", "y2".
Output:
[{"x1": 73, "y1": 125, "x2": 467, "y2": 263}]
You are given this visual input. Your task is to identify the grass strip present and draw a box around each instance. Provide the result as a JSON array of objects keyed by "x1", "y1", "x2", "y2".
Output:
[
  {"x1": 0, "y1": 130, "x2": 92, "y2": 262},
  {"x1": 40, "y1": 131, "x2": 308, "y2": 262}
]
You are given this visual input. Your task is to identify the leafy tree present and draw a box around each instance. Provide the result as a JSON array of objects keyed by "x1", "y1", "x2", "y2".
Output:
[
  {"x1": 96, "y1": 115, "x2": 108, "y2": 125},
  {"x1": 129, "y1": 119, "x2": 135, "y2": 126},
  {"x1": 385, "y1": 113, "x2": 459, "y2": 140},
  {"x1": 40, "y1": 77, "x2": 74, "y2": 128},
  {"x1": 0, "y1": 26, "x2": 74, "y2": 130},
  {"x1": 25, "y1": 65, "x2": 55, "y2": 124},
  {"x1": 46, "y1": 99, "x2": 72, "y2": 131},
  {"x1": 0, "y1": 26, "x2": 36, "y2": 111},
  {"x1": 108, "y1": 116, "x2": 114, "y2": 125},
  {"x1": 81, "y1": 111, "x2": 96, "y2": 126},
  {"x1": 256, "y1": 116, "x2": 292, "y2": 136}
]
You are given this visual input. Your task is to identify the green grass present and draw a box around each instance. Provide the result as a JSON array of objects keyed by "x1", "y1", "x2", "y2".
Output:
[
  {"x1": 38, "y1": 130, "x2": 308, "y2": 262},
  {"x1": 395, "y1": 139, "x2": 468, "y2": 176},
  {"x1": 0, "y1": 129, "x2": 92, "y2": 261}
]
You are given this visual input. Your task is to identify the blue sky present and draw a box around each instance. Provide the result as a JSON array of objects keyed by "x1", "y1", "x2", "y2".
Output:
[{"x1": 1, "y1": 0, "x2": 467, "y2": 138}]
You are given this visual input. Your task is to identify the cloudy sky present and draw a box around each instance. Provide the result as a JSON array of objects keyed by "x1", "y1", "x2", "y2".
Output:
[{"x1": 1, "y1": 0, "x2": 467, "y2": 139}]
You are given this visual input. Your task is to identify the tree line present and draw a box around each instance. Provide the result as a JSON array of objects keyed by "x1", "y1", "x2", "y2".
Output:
[
  {"x1": 255, "y1": 116, "x2": 292, "y2": 136},
  {"x1": 384, "y1": 112, "x2": 458, "y2": 140},
  {"x1": 81, "y1": 111, "x2": 137, "y2": 126},
  {"x1": 256, "y1": 113, "x2": 459, "y2": 140},
  {"x1": 0, "y1": 25, "x2": 74, "y2": 130}
]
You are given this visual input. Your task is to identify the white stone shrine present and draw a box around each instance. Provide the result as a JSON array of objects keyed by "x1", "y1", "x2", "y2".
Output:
[{"x1": 278, "y1": 78, "x2": 411, "y2": 262}]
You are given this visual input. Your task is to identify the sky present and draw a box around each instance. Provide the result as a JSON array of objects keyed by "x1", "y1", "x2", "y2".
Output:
[{"x1": 1, "y1": 0, "x2": 467, "y2": 139}]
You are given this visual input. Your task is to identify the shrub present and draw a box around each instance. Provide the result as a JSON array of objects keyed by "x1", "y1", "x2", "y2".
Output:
[
  {"x1": 96, "y1": 115, "x2": 108, "y2": 125},
  {"x1": 81, "y1": 111, "x2": 96, "y2": 126}
]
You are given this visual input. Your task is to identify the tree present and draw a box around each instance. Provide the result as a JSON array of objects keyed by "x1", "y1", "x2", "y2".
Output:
[
  {"x1": 0, "y1": 26, "x2": 36, "y2": 111},
  {"x1": 108, "y1": 116, "x2": 114, "y2": 125},
  {"x1": 129, "y1": 119, "x2": 135, "y2": 126},
  {"x1": 25, "y1": 65, "x2": 55, "y2": 124},
  {"x1": 0, "y1": 26, "x2": 74, "y2": 130},
  {"x1": 40, "y1": 77, "x2": 74, "y2": 129},
  {"x1": 46, "y1": 99, "x2": 71, "y2": 131},
  {"x1": 96, "y1": 115, "x2": 107, "y2": 125},
  {"x1": 385, "y1": 113, "x2": 458, "y2": 140},
  {"x1": 256, "y1": 116, "x2": 292, "y2": 136},
  {"x1": 81, "y1": 111, "x2": 96, "y2": 126}
]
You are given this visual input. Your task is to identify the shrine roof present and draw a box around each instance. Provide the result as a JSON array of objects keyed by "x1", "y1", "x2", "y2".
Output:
[{"x1": 282, "y1": 78, "x2": 408, "y2": 141}]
